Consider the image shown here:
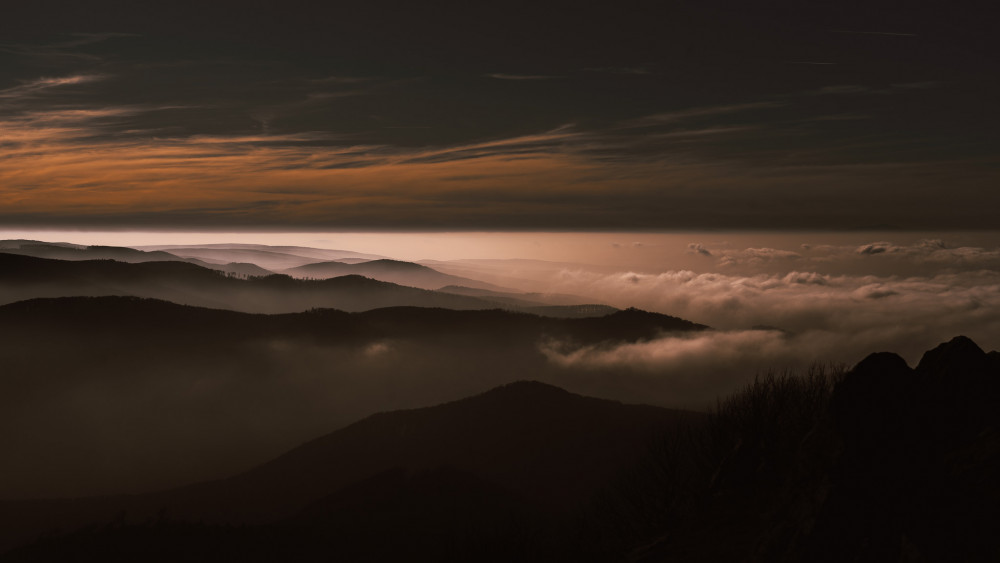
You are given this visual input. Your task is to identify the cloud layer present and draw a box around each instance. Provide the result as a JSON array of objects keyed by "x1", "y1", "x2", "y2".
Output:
[{"x1": 531, "y1": 238, "x2": 1000, "y2": 405}]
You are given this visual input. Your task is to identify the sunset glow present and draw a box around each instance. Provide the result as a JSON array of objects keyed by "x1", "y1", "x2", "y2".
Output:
[{"x1": 1, "y1": 3, "x2": 999, "y2": 559}]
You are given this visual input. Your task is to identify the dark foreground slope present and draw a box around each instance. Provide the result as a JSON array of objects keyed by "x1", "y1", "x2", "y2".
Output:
[
  {"x1": 1, "y1": 337, "x2": 998, "y2": 562},
  {"x1": 0, "y1": 382, "x2": 700, "y2": 562},
  {"x1": 597, "y1": 336, "x2": 1000, "y2": 562}
]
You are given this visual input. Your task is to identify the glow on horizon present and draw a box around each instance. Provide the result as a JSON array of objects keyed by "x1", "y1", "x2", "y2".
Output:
[{"x1": 3, "y1": 229, "x2": 999, "y2": 270}]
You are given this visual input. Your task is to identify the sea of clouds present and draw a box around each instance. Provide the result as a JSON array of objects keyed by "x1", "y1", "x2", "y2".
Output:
[{"x1": 533, "y1": 239, "x2": 1000, "y2": 405}]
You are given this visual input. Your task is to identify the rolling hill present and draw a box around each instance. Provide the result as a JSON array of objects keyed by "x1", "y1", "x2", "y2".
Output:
[
  {"x1": 2, "y1": 334, "x2": 997, "y2": 561},
  {"x1": 136, "y1": 244, "x2": 386, "y2": 272},
  {"x1": 0, "y1": 381, "x2": 703, "y2": 559},
  {"x1": 0, "y1": 240, "x2": 273, "y2": 277},
  {"x1": 0, "y1": 295, "x2": 709, "y2": 500},
  {"x1": 0, "y1": 253, "x2": 621, "y2": 316},
  {"x1": 0, "y1": 253, "x2": 506, "y2": 314},
  {"x1": 283, "y1": 259, "x2": 510, "y2": 292}
]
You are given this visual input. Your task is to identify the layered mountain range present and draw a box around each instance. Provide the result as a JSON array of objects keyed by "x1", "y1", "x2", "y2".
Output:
[
  {"x1": 0, "y1": 241, "x2": 604, "y2": 316},
  {"x1": 1, "y1": 240, "x2": 997, "y2": 561}
]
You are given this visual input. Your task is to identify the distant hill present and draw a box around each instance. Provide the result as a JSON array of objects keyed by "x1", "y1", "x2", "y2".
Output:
[
  {"x1": 350, "y1": 304, "x2": 706, "y2": 345},
  {"x1": 0, "y1": 240, "x2": 273, "y2": 277},
  {"x1": 0, "y1": 295, "x2": 706, "y2": 351},
  {"x1": 137, "y1": 243, "x2": 386, "y2": 261},
  {"x1": 136, "y1": 244, "x2": 386, "y2": 272},
  {"x1": 0, "y1": 253, "x2": 508, "y2": 314},
  {"x1": 0, "y1": 241, "x2": 184, "y2": 263},
  {"x1": 173, "y1": 380, "x2": 699, "y2": 521},
  {"x1": 0, "y1": 239, "x2": 83, "y2": 250},
  {"x1": 0, "y1": 381, "x2": 701, "y2": 559},
  {"x1": 0, "y1": 295, "x2": 709, "y2": 500},
  {"x1": 522, "y1": 304, "x2": 620, "y2": 318},
  {"x1": 437, "y1": 284, "x2": 599, "y2": 307},
  {"x1": 2, "y1": 240, "x2": 599, "y2": 307},
  {"x1": 283, "y1": 259, "x2": 510, "y2": 292},
  {"x1": 146, "y1": 248, "x2": 333, "y2": 270},
  {"x1": 0, "y1": 253, "x2": 618, "y2": 317}
]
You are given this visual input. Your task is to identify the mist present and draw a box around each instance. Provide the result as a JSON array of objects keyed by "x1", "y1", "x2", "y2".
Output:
[{"x1": 1, "y1": 232, "x2": 998, "y2": 500}]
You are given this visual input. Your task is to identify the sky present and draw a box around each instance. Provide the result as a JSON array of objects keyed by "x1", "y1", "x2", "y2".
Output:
[
  {"x1": 2, "y1": 1, "x2": 999, "y2": 231},
  {"x1": 2, "y1": 1, "x2": 998, "y2": 382}
]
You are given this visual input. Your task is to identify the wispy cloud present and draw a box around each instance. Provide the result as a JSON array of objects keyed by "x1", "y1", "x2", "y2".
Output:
[
  {"x1": 0, "y1": 74, "x2": 106, "y2": 100},
  {"x1": 2, "y1": 105, "x2": 993, "y2": 229},
  {"x1": 0, "y1": 62, "x2": 993, "y2": 231},
  {"x1": 627, "y1": 102, "x2": 782, "y2": 127}
]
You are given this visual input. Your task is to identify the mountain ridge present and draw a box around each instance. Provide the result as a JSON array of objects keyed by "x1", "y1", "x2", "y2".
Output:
[
  {"x1": 0, "y1": 380, "x2": 701, "y2": 555},
  {"x1": 283, "y1": 258, "x2": 512, "y2": 292},
  {"x1": 2, "y1": 337, "x2": 998, "y2": 561},
  {"x1": 0, "y1": 253, "x2": 618, "y2": 317},
  {"x1": 0, "y1": 253, "x2": 510, "y2": 314}
]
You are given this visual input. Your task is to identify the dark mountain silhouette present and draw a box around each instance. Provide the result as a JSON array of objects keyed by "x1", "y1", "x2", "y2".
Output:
[
  {"x1": 0, "y1": 295, "x2": 708, "y2": 499},
  {"x1": 2, "y1": 337, "x2": 999, "y2": 561},
  {"x1": 0, "y1": 240, "x2": 273, "y2": 277},
  {"x1": 138, "y1": 243, "x2": 386, "y2": 261},
  {"x1": 437, "y1": 284, "x2": 601, "y2": 308},
  {"x1": 136, "y1": 244, "x2": 386, "y2": 272},
  {"x1": 601, "y1": 336, "x2": 1000, "y2": 562},
  {"x1": 0, "y1": 239, "x2": 87, "y2": 249},
  {"x1": 328, "y1": 257, "x2": 376, "y2": 264},
  {"x1": 915, "y1": 334, "x2": 994, "y2": 379},
  {"x1": 0, "y1": 241, "x2": 184, "y2": 262},
  {"x1": 151, "y1": 248, "x2": 335, "y2": 270},
  {"x1": 172, "y1": 381, "x2": 695, "y2": 521},
  {"x1": 2, "y1": 240, "x2": 601, "y2": 309},
  {"x1": 0, "y1": 295, "x2": 367, "y2": 342},
  {"x1": 0, "y1": 253, "x2": 620, "y2": 317},
  {"x1": 563, "y1": 307, "x2": 705, "y2": 344},
  {"x1": 352, "y1": 304, "x2": 705, "y2": 345},
  {"x1": 522, "y1": 304, "x2": 620, "y2": 318},
  {"x1": 283, "y1": 259, "x2": 509, "y2": 292},
  {"x1": 196, "y1": 260, "x2": 273, "y2": 277},
  {"x1": 0, "y1": 295, "x2": 704, "y2": 347},
  {"x1": 789, "y1": 336, "x2": 1000, "y2": 562},
  {"x1": 419, "y1": 257, "x2": 605, "y2": 293},
  {"x1": 0, "y1": 382, "x2": 701, "y2": 560},
  {"x1": 0, "y1": 253, "x2": 512, "y2": 313}
]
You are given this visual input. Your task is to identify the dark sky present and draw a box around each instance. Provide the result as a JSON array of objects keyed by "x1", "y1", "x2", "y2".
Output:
[{"x1": 1, "y1": 1, "x2": 998, "y2": 230}]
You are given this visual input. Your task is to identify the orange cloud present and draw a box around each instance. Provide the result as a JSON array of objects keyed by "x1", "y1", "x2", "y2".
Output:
[{"x1": 0, "y1": 101, "x2": 994, "y2": 229}]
